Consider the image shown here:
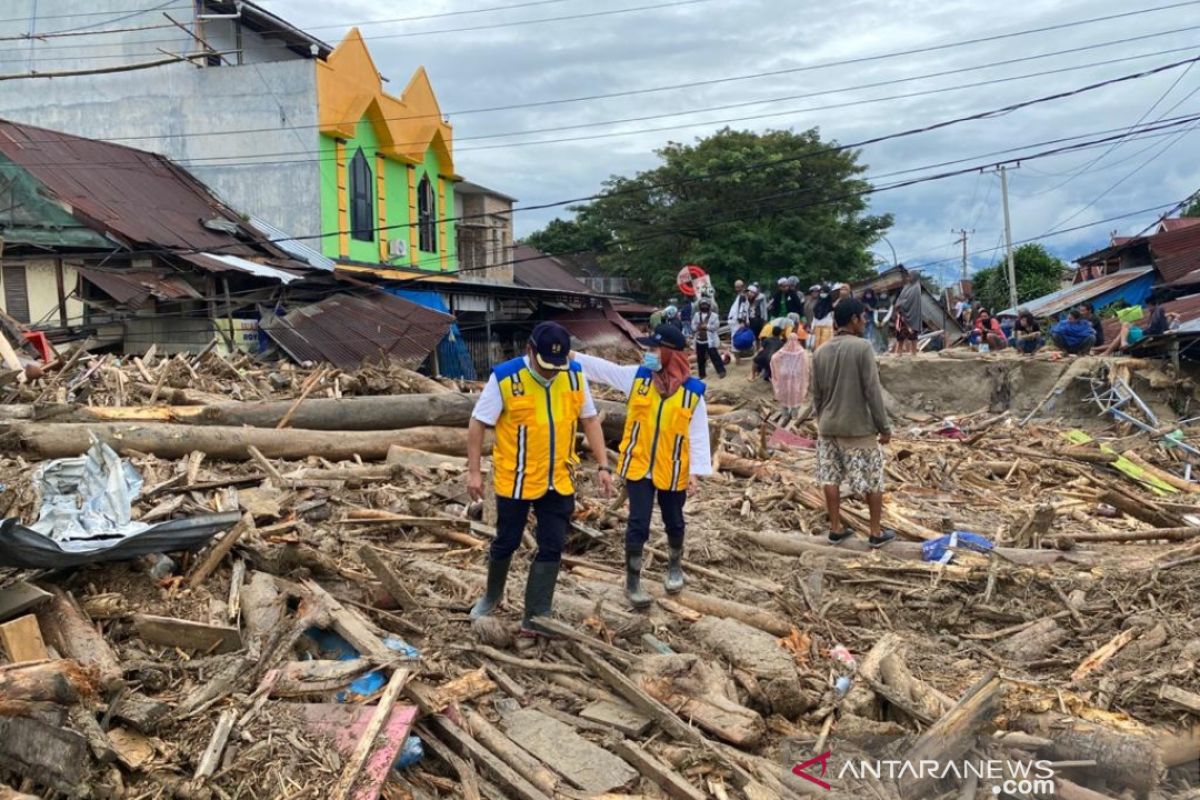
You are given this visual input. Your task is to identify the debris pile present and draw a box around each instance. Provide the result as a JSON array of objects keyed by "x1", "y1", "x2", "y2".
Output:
[{"x1": 0, "y1": 347, "x2": 1198, "y2": 799}]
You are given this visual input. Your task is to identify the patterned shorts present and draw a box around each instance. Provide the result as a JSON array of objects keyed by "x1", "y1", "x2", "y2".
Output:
[{"x1": 816, "y1": 438, "x2": 885, "y2": 494}]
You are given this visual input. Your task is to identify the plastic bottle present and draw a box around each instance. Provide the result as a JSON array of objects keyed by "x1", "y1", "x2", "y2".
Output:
[{"x1": 829, "y1": 644, "x2": 856, "y2": 669}]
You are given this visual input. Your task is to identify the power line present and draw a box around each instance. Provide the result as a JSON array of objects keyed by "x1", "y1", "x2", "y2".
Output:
[
  {"x1": 0, "y1": 4, "x2": 189, "y2": 26},
  {"x1": 11, "y1": 43, "x2": 1200, "y2": 173},
  {"x1": 1, "y1": 0, "x2": 719, "y2": 56},
  {"x1": 1023, "y1": 57, "x2": 1200, "y2": 197}
]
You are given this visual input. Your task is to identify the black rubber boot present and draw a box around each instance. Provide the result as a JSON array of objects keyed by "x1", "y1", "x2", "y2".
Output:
[
  {"x1": 625, "y1": 549, "x2": 653, "y2": 610},
  {"x1": 519, "y1": 560, "x2": 561, "y2": 636},
  {"x1": 664, "y1": 545, "x2": 685, "y2": 594},
  {"x1": 469, "y1": 556, "x2": 511, "y2": 619}
]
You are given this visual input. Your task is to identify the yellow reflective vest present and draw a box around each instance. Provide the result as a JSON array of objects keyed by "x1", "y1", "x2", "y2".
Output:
[
  {"x1": 490, "y1": 357, "x2": 586, "y2": 500},
  {"x1": 617, "y1": 369, "x2": 706, "y2": 491}
]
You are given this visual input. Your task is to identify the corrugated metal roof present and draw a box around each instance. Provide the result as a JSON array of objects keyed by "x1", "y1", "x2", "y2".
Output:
[
  {"x1": 0, "y1": 120, "x2": 261, "y2": 256},
  {"x1": 182, "y1": 253, "x2": 306, "y2": 284},
  {"x1": 77, "y1": 268, "x2": 202, "y2": 309},
  {"x1": 512, "y1": 245, "x2": 594, "y2": 294},
  {"x1": 262, "y1": 292, "x2": 453, "y2": 370},
  {"x1": 998, "y1": 267, "x2": 1154, "y2": 317},
  {"x1": 248, "y1": 216, "x2": 335, "y2": 272},
  {"x1": 1151, "y1": 225, "x2": 1200, "y2": 283},
  {"x1": 1160, "y1": 218, "x2": 1200, "y2": 232},
  {"x1": 552, "y1": 307, "x2": 644, "y2": 350}
]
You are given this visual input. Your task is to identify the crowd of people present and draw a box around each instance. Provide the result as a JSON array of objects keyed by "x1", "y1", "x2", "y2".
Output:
[
  {"x1": 642, "y1": 272, "x2": 931, "y2": 416},
  {"x1": 953, "y1": 296, "x2": 1178, "y2": 357}
]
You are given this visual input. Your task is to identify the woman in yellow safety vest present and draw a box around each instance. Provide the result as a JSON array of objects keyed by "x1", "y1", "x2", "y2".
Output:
[{"x1": 573, "y1": 324, "x2": 712, "y2": 609}]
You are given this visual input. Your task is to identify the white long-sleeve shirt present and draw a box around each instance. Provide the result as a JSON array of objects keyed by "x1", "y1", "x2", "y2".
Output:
[
  {"x1": 693, "y1": 310, "x2": 721, "y2": 348},
  {"x1": 573, "y1": 352, "x2": 712, "y2": 476}
]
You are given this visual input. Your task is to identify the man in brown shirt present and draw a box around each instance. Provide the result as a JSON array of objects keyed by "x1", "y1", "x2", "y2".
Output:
[{"x1": 810, "y1": 297, "x2": 895, "y2": 548}]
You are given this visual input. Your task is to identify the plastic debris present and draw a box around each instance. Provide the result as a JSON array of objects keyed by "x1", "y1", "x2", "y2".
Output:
[
  {"x1": 395, "y1": 735, "x2": 424, "y2": 770},
  {"x1": 921, "y1": 531, "x2": 994, "y2": 564}
]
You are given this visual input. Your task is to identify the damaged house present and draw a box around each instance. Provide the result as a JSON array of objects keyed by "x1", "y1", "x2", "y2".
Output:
[{"x1": 0, "y1": 120, "x2": 451, "y2": 367}]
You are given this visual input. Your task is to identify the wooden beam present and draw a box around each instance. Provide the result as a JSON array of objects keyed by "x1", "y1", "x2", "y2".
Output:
[
  {"x1": 133, "y1": 614, "x2": 243, "y2": 654},
  {"x1": 0, "y1": 615, "x2": 47, "y2": 663}
]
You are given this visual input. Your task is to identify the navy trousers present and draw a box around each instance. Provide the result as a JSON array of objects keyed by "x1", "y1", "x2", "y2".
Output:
[
  {"x1": 624, "y1": 478, "x2": 686, "y2": 551},
  {"x1": 492, "y1": 491, "x2": 574, "y2": 563}
]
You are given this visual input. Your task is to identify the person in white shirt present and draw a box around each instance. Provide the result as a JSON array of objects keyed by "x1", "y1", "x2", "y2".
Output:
[
  {"x1": 572, "y1": 324, "x2": 712, "y2": 608},
  {"x1": 693, "y1": 299, "x2": 726, "y2": 379}
]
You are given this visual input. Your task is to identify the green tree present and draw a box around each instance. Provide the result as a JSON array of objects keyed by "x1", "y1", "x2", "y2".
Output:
[
  {"x1": 523, "y1": 216, "x2": 610, "y2": 256},
  {"x1": 1182, "y1": 199, "x2": 1200, "y2": 218},
  {"x1": 523, "y1": 127, "x2": 893, "y2": 297},
  {"x1": 972, "y1": 243, "x2": 1065, "y2": 313}
]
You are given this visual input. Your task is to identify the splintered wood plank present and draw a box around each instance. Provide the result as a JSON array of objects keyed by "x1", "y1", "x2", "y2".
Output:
[
  {"x1": 133, "y1": 614, "x2": 243, "y2": 654},
  {"x1": 0, "y1": 615, "x2": 48, "y2": 663},
  {"x1": 0, "y1": 717, "x2": 90, "y2": 795},
  {"x1": 1160, "y1": 684, "x2": 1200, "y2": 715},
  {"x1": 501, "y1": 709, "x2": 638, "y2": 794},
  {"x1": 612, "y1": 740, "x2": 706, "y2": 800}
]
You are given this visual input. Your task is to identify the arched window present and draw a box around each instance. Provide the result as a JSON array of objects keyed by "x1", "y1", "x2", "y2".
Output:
[
  {"x1": 418, "y1": 175, "x2": 437, "y2": 253},
  {"x1": 349, "y1": 148, "x2": 373, "y2": 242}
]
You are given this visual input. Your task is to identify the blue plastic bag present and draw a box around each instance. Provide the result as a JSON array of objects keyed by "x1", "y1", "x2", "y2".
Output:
[
  {"x1": 921, "y1": 531, "x2": 993, "y2": 564},
  {"x1": 732, "y1": 327, "x2": 756, "y2": 352}
]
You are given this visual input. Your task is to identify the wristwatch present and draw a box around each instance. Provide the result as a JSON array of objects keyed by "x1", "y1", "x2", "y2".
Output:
[{"x1": 598, "y1": 466, "x2": 612, "y2": 474}]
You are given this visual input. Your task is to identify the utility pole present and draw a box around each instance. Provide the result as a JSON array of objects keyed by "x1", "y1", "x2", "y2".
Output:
[
  {"x1": 998, "y1": 165, "x2": 1019, "y2": 312},
  {"x1": 951, "y1": 228, "x2": 974, "y2": 280}
]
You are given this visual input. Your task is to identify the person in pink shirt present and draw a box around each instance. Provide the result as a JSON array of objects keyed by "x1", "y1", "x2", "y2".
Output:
[{"x1": 770, "y1": 333, "x2": 810, "y2": 422}]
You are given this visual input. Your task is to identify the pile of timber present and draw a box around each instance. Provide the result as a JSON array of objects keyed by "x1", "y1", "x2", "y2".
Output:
[{"x1": 0, "y1": 349, "x2": 1198, "y2": 798}]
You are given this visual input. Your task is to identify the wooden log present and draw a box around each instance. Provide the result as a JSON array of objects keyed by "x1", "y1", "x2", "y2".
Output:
[
  {"x1": 899, "y1": 672, "x2": 1004, "y2": 800},
  {"x1": 0, "y1": 716, "x2": 90, "y2": 795},
  {"x1": 0, "y1": 616, "x2": 48, "y2": 664},
  {"x1": 30, "y1": 392, "x2": 476, "y2": 429},
  {"x1": 331, "y1": 668, "x2": 410, "y2": 800},
  {"x1": 1062, "y1": 527, "x2": 1200, "y2": 543},
  {"x1": 133, "y1": 615, "x2": 243, "y2": 655},
  {"x1": 0, "y1": 660, "x2": 96, "y2": 704},
  {"x1": 3, "y1": 421, "x2": 477, "y2": 460},
  {"x1": 498, "y1": 708, "x2": 639, "y2": 793},
  {"x1": 463, "y1": 709, "x2": 559, "y2": 796},
  {"x1": 1121, "y1": 450, "x2": 1200, "y2": 494},
  {"x1": 429, "y1": 668, "x2": 497, "y2": 710},
  {"x1": 691, "y1": 616, "x2": 811, "y2": 717},
  {"x1": 1098, "y1": 488, "x2": 1182, "y2": 529},
  {"x1": 0, "y1": 786, "x2": 40, "y2": 800},
  {"x1": 998, "y1": 618, "x2": 1069, "y2": 662},
  {"x1": 739, "y1": 527, "x2": 1082, "y2": 566},
  {"x1": 1012, "y1": 712, "x2": 1161, "y2": 793},
  {"x1": 268, "y1": 660, "x2": 376, "y2": 697},
  {"x1": 35, "y1": 588, "x2": 122, "y2": 691},
  {"x1": 188, "y1": 511, "x2": 255, "y2": 586}
]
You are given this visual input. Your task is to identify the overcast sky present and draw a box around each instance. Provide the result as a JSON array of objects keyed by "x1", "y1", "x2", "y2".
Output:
[{"x1": 276, "y1": 0, "x2": 1197, "y2": 285}]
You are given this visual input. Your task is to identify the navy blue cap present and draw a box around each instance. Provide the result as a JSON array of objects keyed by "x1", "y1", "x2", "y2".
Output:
[
  {"x1": 636, "y1": 323, "x2": 688, "y2": 351},
  {"x1": 529, "y1": 321, "x2": 571, "y2": 370}
]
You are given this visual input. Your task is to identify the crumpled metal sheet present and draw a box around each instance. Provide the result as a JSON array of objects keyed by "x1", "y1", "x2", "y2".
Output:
[
  {"x1": 29, "y1": 435, "x2": 149, "y2": 551},
  {"x1": 0, "y1": 513, "x2": 241, "y2": 569}
]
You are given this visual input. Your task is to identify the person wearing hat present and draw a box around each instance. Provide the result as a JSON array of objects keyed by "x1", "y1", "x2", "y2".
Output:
[
  {"x1": 744, "y1": 284, "x2": 769, "y2": 337},
  {"x1": 467, "y1": 322, "x2": 614, "y2": 635},
  {"x1": 693, "y1": 298, "x2": 726, "y2": 379},
  {"x1": 572, "y1": 324, "x2": 712, "y2": 609},
  {"x1": 804, "y1": 285, "x2": 821, "y2": 327},
  {"x1": 769, "y1": 277, "x2": 804, "y2": 319}
]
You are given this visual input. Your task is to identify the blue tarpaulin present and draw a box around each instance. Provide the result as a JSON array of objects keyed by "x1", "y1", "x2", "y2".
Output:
[{"x1": 382, "y1": 288, "x2": 477, "y2": 380}]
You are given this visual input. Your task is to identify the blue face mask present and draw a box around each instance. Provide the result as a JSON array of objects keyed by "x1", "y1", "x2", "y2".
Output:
[{"x1": 641, "y1": 352, "x2": 662, "y2": 372}]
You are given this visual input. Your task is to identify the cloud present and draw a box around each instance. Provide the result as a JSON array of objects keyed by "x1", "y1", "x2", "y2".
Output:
[{"x1": 282, "y1": 0, "x2": 1200, "y2": 276}]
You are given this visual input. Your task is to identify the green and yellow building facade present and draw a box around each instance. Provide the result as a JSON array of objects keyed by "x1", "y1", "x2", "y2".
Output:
[{"x1": 316, "y1": 30, "x2": 457, "y2": 272}]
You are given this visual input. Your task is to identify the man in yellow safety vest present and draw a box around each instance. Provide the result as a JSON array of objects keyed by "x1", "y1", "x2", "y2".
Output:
[
  {"x1": 467, "y1": 322, "x2": 613, "y2": 635},
  {"x1": 573, "y1": 324, "x2": 712, "y2": 609}
]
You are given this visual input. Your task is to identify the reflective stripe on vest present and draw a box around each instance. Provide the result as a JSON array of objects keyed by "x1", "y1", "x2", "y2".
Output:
[
  {"x1": 491, "y1": 357, "x2": 585, "y2": 500},
  {"x1": 617, "y1": 369, "x2": 705, "y2": 492}
]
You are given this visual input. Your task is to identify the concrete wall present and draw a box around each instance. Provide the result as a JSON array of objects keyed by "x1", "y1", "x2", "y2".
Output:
[
  {"x1": 0, "y1": 258, "x2": 83, "y2": 328},
  {"x1": 0, "y1": 2, "x2": 322, "y2": 240}
]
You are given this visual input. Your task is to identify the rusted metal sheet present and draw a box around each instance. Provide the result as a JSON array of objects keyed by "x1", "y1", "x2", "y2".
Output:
[
  {"x1": 998, "y1": 267, "x2": 1154, "y2": 318},
  {"x1": 262, "y1": 292, "x2": 453, "y2": 370},
  {"x1": 552, "y1": 306, "x2": 643, "y2": 350},
  {"x1": 77, "y1": 268, "x2": 202, "y2": 309},
  {"x1": 0, "y1": 120, "x2": 262, "y2": 256},
  {"x1": 512, "y1": 245, "x2": 594, "y2": 294}
]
